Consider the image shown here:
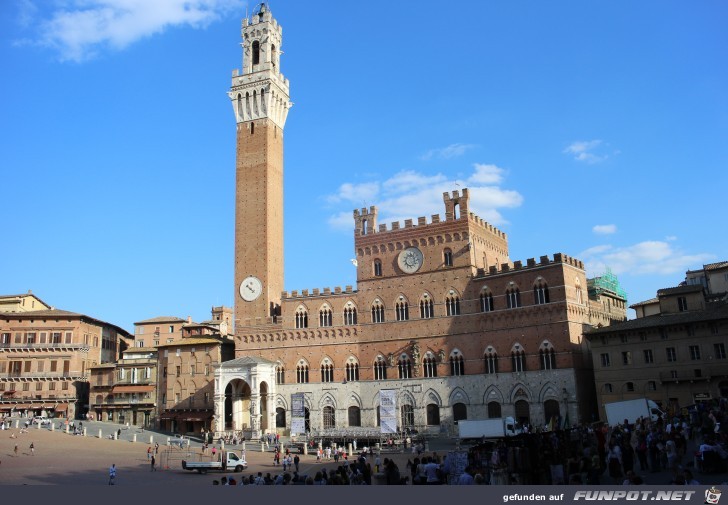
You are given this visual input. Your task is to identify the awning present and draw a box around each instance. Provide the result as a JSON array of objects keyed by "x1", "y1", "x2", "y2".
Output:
[
  {"x1": 112, "y1": 385, "x2": 154, "y2": 393},
  {"x1": 54, "y1": 404, "x2": 69, "y2": 412},
  {"x1": 159, "y1": 412, "x2": 179, "y2": 420},
  {"x1": 177, "y1": 412, "x2": 213, "y2": 422},
  {"x1": 2, "y1": 391, "x2": 17, "y2": 395},
  {"x1": 11, "y1": 404, "x2": 30, "y2": 409}
]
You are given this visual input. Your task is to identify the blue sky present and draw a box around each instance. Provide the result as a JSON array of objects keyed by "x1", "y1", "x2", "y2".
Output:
[{"x1": 1, "y1": 0, "x2": 726, "y2": 332}]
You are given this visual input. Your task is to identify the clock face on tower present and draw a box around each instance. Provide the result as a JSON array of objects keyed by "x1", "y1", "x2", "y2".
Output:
[
  {"x1": 398, "y1": 247, "x2": 424, "y2": 274},
  {"x1": 239, "y1": 276, "x2": 263, "y2": 302}
]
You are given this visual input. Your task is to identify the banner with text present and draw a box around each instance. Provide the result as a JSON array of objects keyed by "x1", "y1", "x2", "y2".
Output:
[
  {"x1": 291, "y1": 392, "x2": 305, "y2": 435},
  {"x1": 380, "y1": 389, "x2": 397, "y2": 434}
]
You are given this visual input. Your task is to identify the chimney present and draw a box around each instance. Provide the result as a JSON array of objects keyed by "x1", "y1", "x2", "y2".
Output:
[{"x1": 187, "y1": 316, "x2": 192, "y2": 324}]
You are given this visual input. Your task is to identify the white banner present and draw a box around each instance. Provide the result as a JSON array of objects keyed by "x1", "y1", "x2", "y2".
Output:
[{"x1": 380, "y1": 389, "x2": 397, "y2": 434}]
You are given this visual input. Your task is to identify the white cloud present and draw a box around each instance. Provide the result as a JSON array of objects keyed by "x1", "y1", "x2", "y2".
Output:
[
  {"x1": 592, "y1": 224, "x2": 617, "y2": 235},
  {"x1": 563, "y1": 139, "x2": 608, "y2": 164},
  {"x1": 325, "y1": 164, "x2": 523, "y2": 232},
  {"x1": 17, "y1": 0, "x2": 242, "y2": 62},
  {"x1": 665, "y1": 235, "x2": 678, "y2": 242},
  {"x1": 326, "y1": 182, "x2": 380, "y2": 205},
  {"x1": 420, "y1": 143, "x2": 476, "y2": 161},
  {"x1": 580, "y1": 241, "x2": 714, "y2": 276}
]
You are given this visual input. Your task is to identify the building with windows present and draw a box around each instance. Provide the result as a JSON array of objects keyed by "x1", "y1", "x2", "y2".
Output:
[
  {"x1": 88, "y1": 346, "x2": 158, "y2": 426},
  {"x1": 133, "y1": 316, "x2": 187, "y2": 348},
  {"x1": 158, "y1": 323, "x2": 234, "y2": 434},
  {"x1": 587, "y1": 277, "x2": 728, "y2": 421},
  {"x1": 213, "y1": 5, "x2": 627, "y2": 438},
  {"x1": 0, "y1": 291, "x2": 51, "y2": 313},
  {"x1": 0, "y1": 306, "x2": 131, "y2": 419}
]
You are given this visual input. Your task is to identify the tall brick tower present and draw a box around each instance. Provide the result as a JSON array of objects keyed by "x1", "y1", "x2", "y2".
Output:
[{"x1": 229, "y1": 3, "x2": 291, "y2": 330}]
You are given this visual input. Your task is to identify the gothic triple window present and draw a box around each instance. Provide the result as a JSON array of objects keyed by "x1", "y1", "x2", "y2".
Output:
[
  {"x1": 275, "y1": 365, "x2": 285, "y2": 385},
  {"x1": 480, "y1": 290, "x2": 494, "y2": 312},
  {"x1": 371, "y1": 300, "x2": 385, "y2": 323},
  {"x1": 396, "y1": 300, "x2": 409, "y2": 321},
  {"x1": 446, "y1": 294, "x2": 461, "y2": 316},
  {"x1": 398, "y1": 356, "x2": 412, "y2": 379},
  {"x1": 343, "y1": 305, "x2": 357, "y2": 325},
  {"x1": 420, "y1": 297, "x2": 434, "y2": 319},
  {"x1": 506, "y1": 288, "x2": 522, "y2": 309},
  {"x1": 295, "y1": 307, "x2": 309, "y2": 329},
  {"x1": 511, "y1": 348, "x2": 526, "y2": 372},
  {"x1": 450, "y1": 353, "x2": 464, "y2": 376},
  {"x1": 319, "y1": 306, "x2": 333, "y2": 327},
  {"x1": 484, "y1": 349, "x2": 499, "y2": 374},
  {"x1": 534, "y1": 281, "x2": 550, "y2": 305},
  {"x1": 296, "y1": 362, "x2": 309, "y2": 384},
  {"x1": 320, "y1": 361, "x2": 334, "y2": 383},
  {"x1": 373, "y1": 357, "x2": 387, "y2": 380},
  {"x1": 423, "y1": 353, "x2": 438, "y2": 378},
  {"x1": 345, "y1": 361, "x2": 359, "y2": 382},
  {"x1": 540, "y1": 343, "x2": 557, "y2": 370}
]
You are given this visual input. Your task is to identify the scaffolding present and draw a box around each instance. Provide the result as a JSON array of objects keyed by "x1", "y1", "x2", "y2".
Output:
[{"x1": 587, "y1": 267, "x2": 627, "y2": 300}]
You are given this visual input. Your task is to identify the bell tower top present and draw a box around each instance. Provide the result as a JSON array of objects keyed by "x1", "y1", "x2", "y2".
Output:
[{"x1": 229, "y1": 2, "x2": 291, "y2": 129}]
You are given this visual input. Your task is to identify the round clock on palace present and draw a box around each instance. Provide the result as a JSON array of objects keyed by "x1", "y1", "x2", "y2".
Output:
[
  {"x1": 239, "y1": 276, "x2": 263, "y2": 301},
  {"x1": 398, "y1": 247, "x2": 424, "y2": 274}
]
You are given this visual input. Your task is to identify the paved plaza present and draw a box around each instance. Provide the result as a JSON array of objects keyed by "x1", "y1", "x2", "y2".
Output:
[{"x1": 0, "y1": 419, "x2": 726, "y2": 486}]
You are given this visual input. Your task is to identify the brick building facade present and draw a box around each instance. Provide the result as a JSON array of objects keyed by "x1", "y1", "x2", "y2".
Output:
[
  {"x1": 214, "y1": 5, "x2": 627, "y2": 438},
  {"x1": 0, "y1": 307, "x2": 130, "y2": 419}
]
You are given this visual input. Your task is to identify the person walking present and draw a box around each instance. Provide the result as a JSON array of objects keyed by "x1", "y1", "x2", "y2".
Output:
[
  {"x1": 29, "y1": 442, "x2": 35, "y2": 455},
  {"x1": 294, "y1": 454, "x2": 300, "y2": 472},
  {"x1": 108, "y1": 464, "x2": 117, "y2": 485},
  {"x1": 151, "y1": 454, "x2": 156, "y2": 472},
  {"x1": 14, "y1": 444, "x2": 18, "y2": 456}
]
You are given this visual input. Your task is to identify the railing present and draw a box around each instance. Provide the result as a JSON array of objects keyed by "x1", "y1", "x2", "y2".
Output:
[
  {"x1": 0, "y1": 342, "x2": 85, "y2": 349},
  {"x1": 5, "y1": 371, "x2": 83, "y2": 379}
]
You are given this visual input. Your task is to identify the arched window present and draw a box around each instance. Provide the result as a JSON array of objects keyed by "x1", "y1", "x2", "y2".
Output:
[
  {"x1": 343, "y1": 305, "x2": 357, "y2": 325},
  {"x1": 506, "y1": 287, "x2": 521, "y2": 309},
  {"x1": 539, "y1": 343, "x2": 556, "y2": 370},
  {"x1": 534, "y1": 280, "x2": 550, "y2": 305},
  {"x1": 426, "y1": 404, "x2": 440, "y2": 425},
  {"x1": 296, "y1": 361, "x2": 309, "y2": 384},
  {"x1": 374, "y1": 356, "x2": 387, "y2": 380},
  {"x1": 371, "y1": 300, "x2": 385, "y2": 323},
  {"x1": 295, "y1": 307, "x2": 308, "y2": 329},
  {"x1": 396, "y1": 300, "x2": 409, "y2": 321},
  {"x1": 453, "y1": 403, "x2": 467, "y2": 423},
  {"x1": 276, "y1": 407, "x2": 286, "y2": 428},
  {"x1": 271, "y1": 44, "x2": 277, "y2": 69},
  {"x1": 444, "y1": 248, "x2": 453, "y2": 267},
  {"x1": 401, "y1": 404, "x2": 415, "y2": 429},
  {"x1": 511, "y1": 348, "x2": 526, "y2": 372},
  {"x1": 345, "y1": 361, "x2": 359, "y2": 382},
  {"x1": 348, "y1": 406, "x2": 361, "y2": 427},
  {"x1": 480, "y1": 290, "x2": 494, "y2": 312},
  {"x1": 373, "y1": 259, "x2": 382, "y2": 277},
  {"x1": 319, "y1": 307, "x2": 332, "y2": 327},
  {"x1": 514, "y1": 400, "x2": 530, "y2": 424},
  {"x1": 323, "y1": 405, "x2": 335, "y2": 429},
  {"x1": 398, "y1": 355, "x2": 412, "y2": 379},
  {"x1": 484, "y1": 348, "x2": 498, "y2": 374},
  {"x1": 275, "y1": 365, "x2": 285, "y2": 384},
  {"x1": 420, "y1": 296, "x2": 434, "y2": 319},
  {"x1": 450, "y1": 352, "x2": 464, "y2": 376},
  {"x1": 487, "y1": 401, "x2": 502, "y2": 419},
  {"x1": 252, "y1": 40, "x2": 260, "y2": 65},
  {"x1": 423, "y1": 354, "x2": 438, "y2": 378},
  {"x1": 446, "y1": 294, "x2": 461, "y2": 316},
  {"x1": 320, "y1": 361, "x2": 334, "y2": 383}
]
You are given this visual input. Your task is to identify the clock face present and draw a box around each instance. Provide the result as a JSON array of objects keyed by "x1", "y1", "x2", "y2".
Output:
[
  {"x1": 398, "y1": 247, "x2": 424, "y2": 274},
  {"x1": 239, "y1": 276, "x2": 263, "y2": 302}
]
